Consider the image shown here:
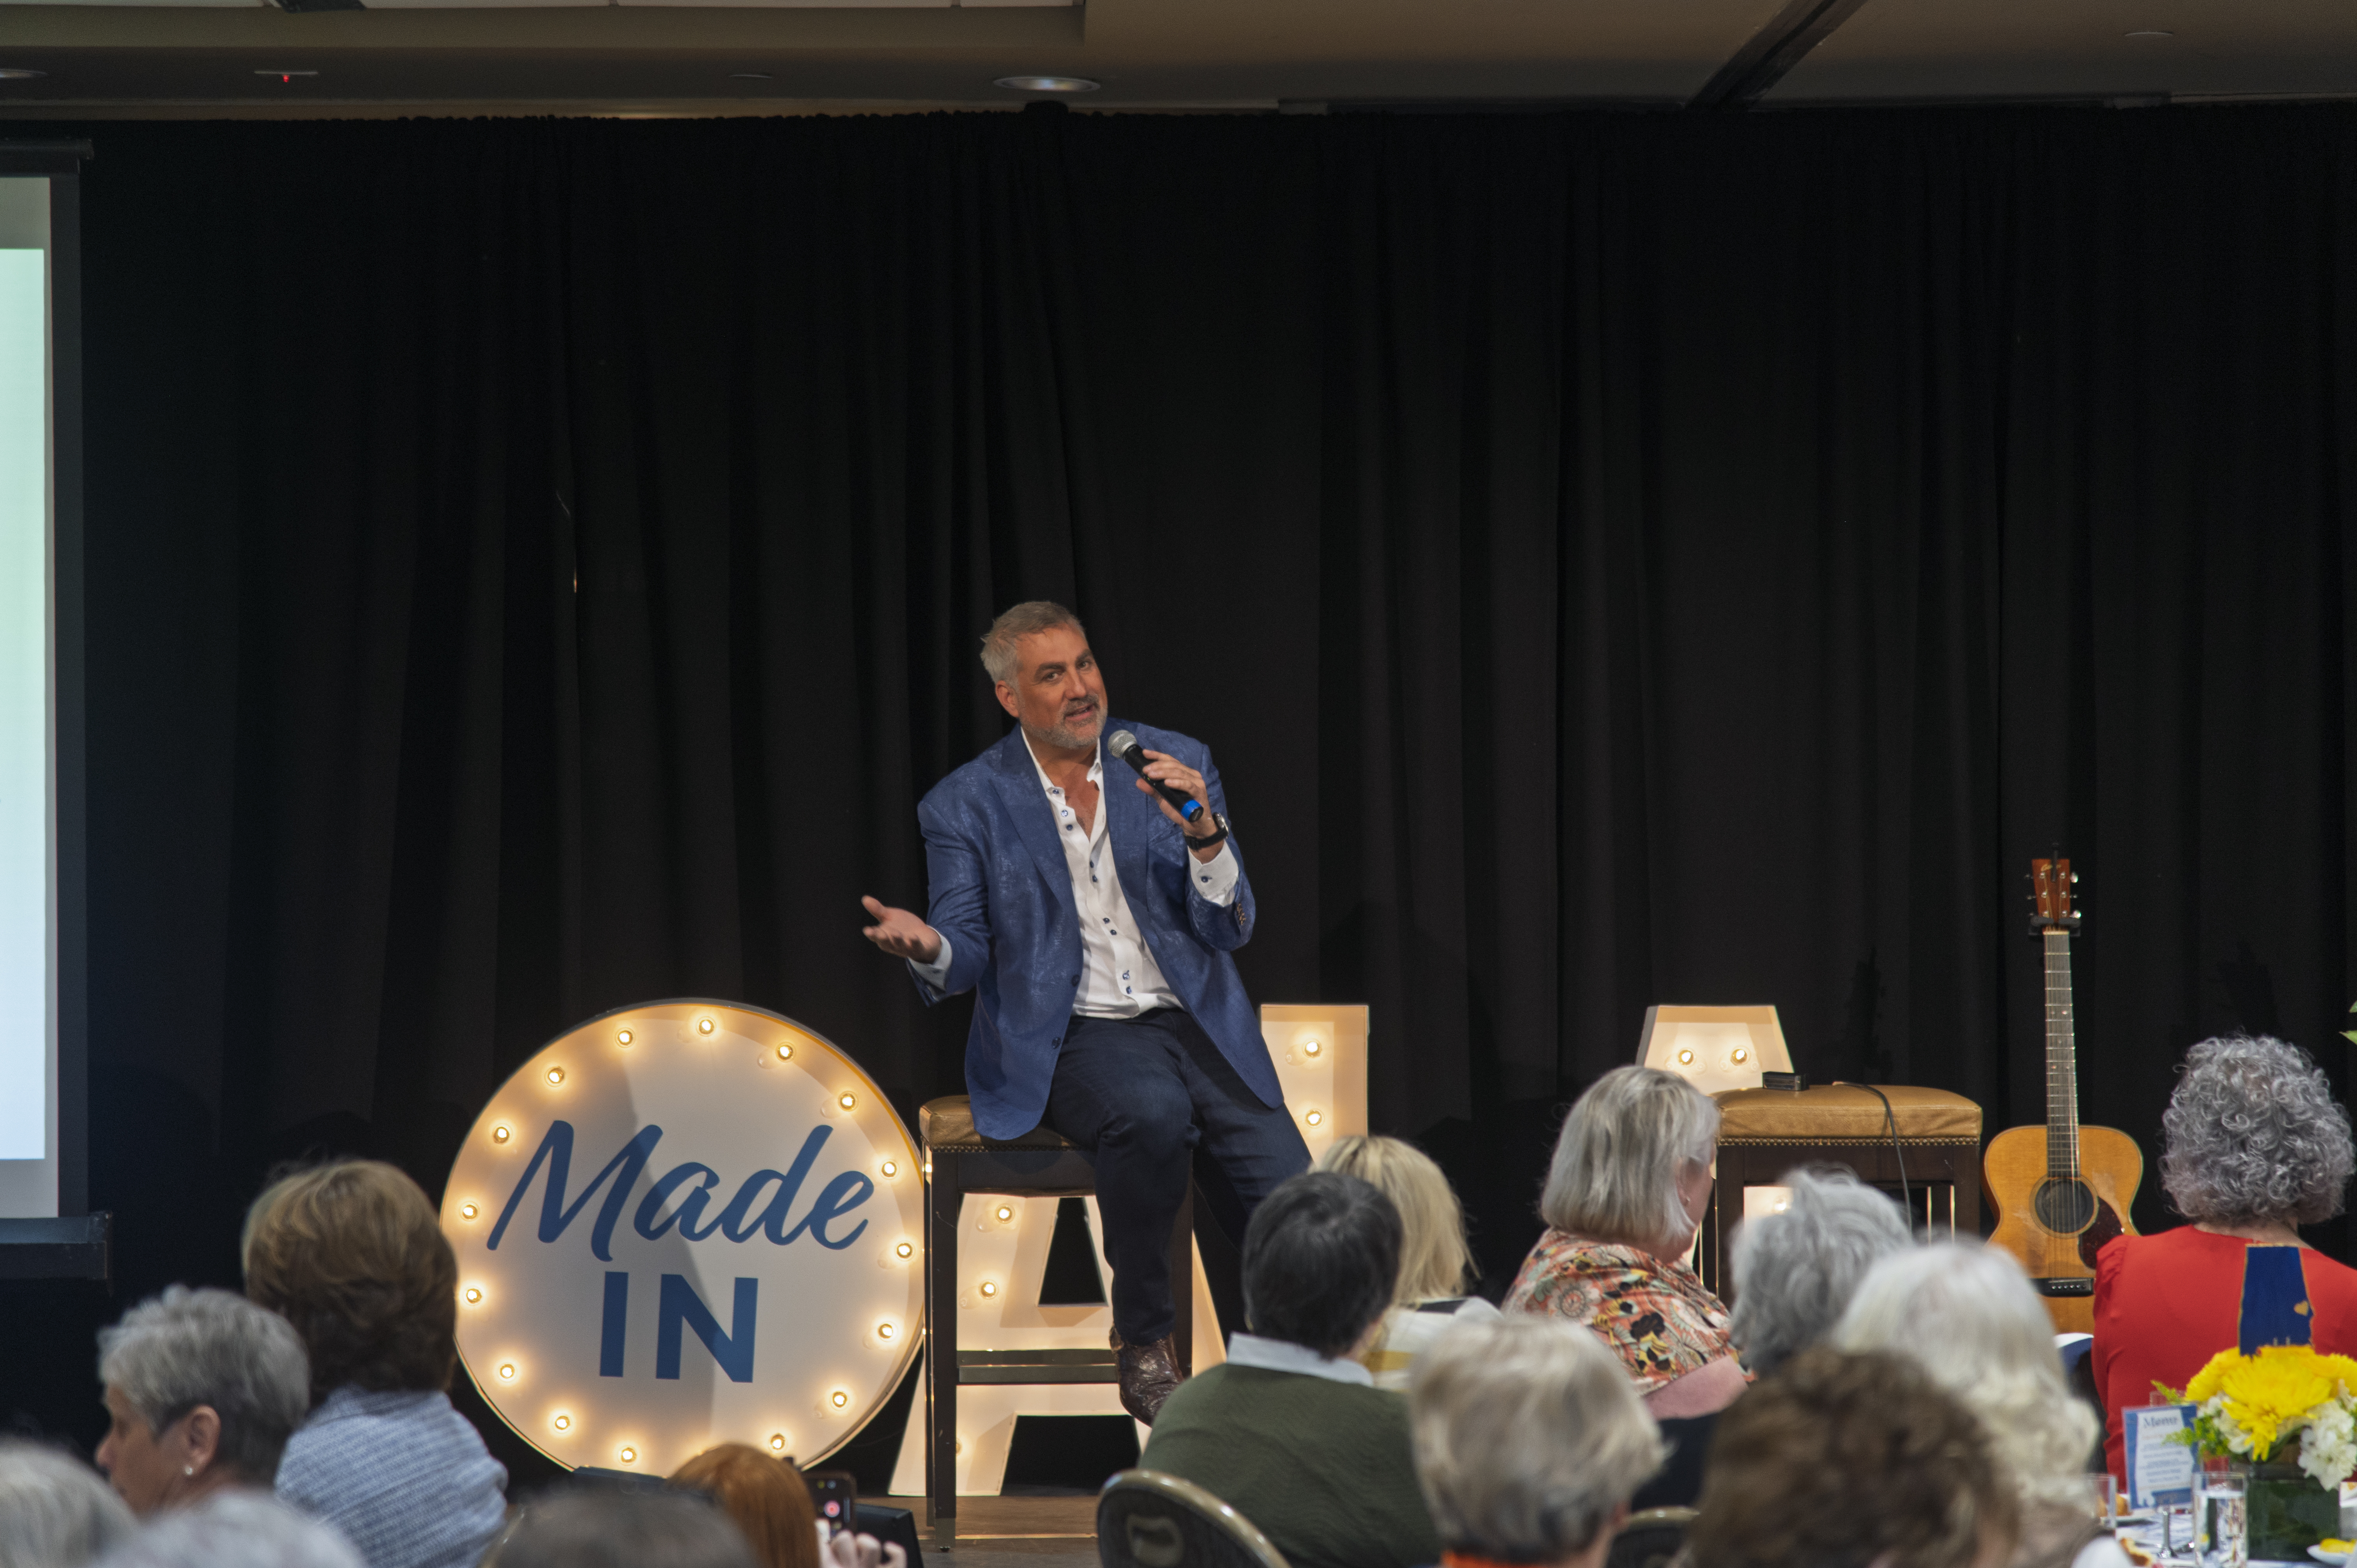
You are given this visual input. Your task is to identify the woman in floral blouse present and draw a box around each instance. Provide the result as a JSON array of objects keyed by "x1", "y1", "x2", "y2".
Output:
[{"x1": 1505, "y1": 1065, "x2": 1748, "y2": 1416}]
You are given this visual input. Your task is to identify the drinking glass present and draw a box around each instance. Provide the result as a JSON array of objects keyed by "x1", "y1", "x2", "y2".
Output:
[
  {"x1": 2080, "y1": 1473, "x2": 2120, "y2": 1524},
  {"x1": 2198, "y1": 1469, "x2": 2246, "y2": 1568}
]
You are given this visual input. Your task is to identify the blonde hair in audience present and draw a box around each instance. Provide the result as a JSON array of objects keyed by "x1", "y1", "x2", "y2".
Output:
[
  {"x1": 670, "y1": 1443, "x2": 820, "y2": 1568},
  {"x1": 1317, "y1": 1135, "x2": 1476, "y2": 1303},
  {"x1": 1540, "y1": 1066, "x2": 1720, "y2": 1251},
  {"x1": 1833, "y1": 1241, "x2": 2099, "y2": 1512}
]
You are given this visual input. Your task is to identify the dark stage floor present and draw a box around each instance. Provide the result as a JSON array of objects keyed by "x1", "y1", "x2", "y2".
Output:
[{"x1": 889, "y1": 1494, "x2": 1097, "y2": 1568}]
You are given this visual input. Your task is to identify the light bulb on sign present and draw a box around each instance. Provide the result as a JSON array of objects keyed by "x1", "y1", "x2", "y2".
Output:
[
  {"x1": 492, "y1": 1126, "x2": 511, "y2": 1144},
  {"x1": 979, "y1": 1280, "x2": 997, "y2": 1298},
  {"x1": 776, "y1": 1043, "x2": 793, "y2": 1061},
  {"x1": 1732, "y1": 1047, "x2": 1749, "y2": 1064},
  {"x1": 830, "y1": 1391, "x2": 849, "y2": 1409},
  {"x1": 498, "y1": 1364, "x2": 516, "y2": 1381},
  {"x1": 463, "y1": 1287, "x2": 482, "y2": 1305},
  {"x1": 995, "y1": 1205, "x2": 1014, "y2": 1223},
  {"x1": 546, "y1": 1067, "x2": 565, "y2": 1086},
  {"x1": 1304, "y1": 1109, "x2": 1323, "y2": 1127},
  {"x1": 838, "y1": 1093, "x2": 857, "y2": 1111},
  {"x1": 698, "y1": 1018, "x2": 716, "y2": 1035},
  {"x1": 769, "y1": 1434, "x2": 788, "y2": 1453},
  {"x1": 618, "y1": 1446, "x2": 637, "y2": 1464},
  {"x1": 458, "y1": 1203, "x2": 478, "y2": 1221},
  {"x1": 1677, "y1": 1049, "x2": 1694, "y2": 1065},
  {"x1": 880, "y1": 1160, "x2": 898, "y2": 1178},
  {"x1": 617, "y1": 1028, "x2": 633, "y2": 1047},
  {"x1": 1303, "y1": 1039, "x2": 1322, "y2": 1056},
  {"x1": 895, "y1": 1241, "x2": 913, "y2": 1259},
  {"x1": 553, "y1": 1414, "x2": 571, "y2": 1432},
  {"x1": 878, "y1": 1322, "x2": 896, "y2": 1340}
]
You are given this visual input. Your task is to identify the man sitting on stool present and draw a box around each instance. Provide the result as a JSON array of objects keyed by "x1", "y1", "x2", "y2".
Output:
[
  {"x1": 1139, "y1": 1172, "x2": 1442, "y2": 1568},
  {"x1": 861, "y1": 599, "x2": 1311, "y2": 1423}
]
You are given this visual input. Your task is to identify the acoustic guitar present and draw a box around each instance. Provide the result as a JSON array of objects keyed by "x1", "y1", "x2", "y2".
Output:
[{"x1": 1983, "y1": 857, "x2": 2143, "y2": 1334}]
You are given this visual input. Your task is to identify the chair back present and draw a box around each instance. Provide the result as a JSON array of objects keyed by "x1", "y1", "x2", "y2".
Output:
[
  {"x1": 1607, "y1": 1506, "x2": 1696, "y2": 1568},
  {"x1": 1097, "y1": 1470, "x2": 1290, "y2": 1568}
]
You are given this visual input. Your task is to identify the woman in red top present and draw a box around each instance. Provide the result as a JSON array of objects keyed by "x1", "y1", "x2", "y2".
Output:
[{"x1": 2092, "y1": 1035, "x2": 2357, "y2": 1480}]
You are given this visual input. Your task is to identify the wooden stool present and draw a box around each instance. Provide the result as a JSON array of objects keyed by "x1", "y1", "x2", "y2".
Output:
[
  {"x1": 1701, "y1": 1084, "x2": 1984, "y2": 1301},
  {"x1": 920, "y1": 1096, "x2": 1193, "y2": 1545}
]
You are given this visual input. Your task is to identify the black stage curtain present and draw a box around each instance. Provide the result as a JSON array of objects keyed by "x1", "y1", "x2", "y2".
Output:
[{"x1": 9, "y1": 106, "x2": 2357, "y2": 1460}]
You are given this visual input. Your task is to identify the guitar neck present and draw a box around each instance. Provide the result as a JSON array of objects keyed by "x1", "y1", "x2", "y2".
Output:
[{"x1": 2044, "y1": 929, "x2": 2080, "y2": 1180}]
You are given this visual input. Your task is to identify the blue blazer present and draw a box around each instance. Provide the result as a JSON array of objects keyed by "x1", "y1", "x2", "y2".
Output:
[{"x1": 911, "y1": 721, "x2": 1279, "y2": 1139}]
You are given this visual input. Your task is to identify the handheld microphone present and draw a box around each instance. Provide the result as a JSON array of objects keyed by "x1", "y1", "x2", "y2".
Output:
[{"x1": 1107, "y1": 730, "x2": 1204, "y2": 821}]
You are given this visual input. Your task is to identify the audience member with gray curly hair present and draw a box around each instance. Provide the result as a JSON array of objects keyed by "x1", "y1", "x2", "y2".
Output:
[
  {"x1": 2092, "y1": 1035, "x2": 2357, "y2": 1480},
  {"x1": 1730, "y1": 1167, "x2": 1914, "y2": 1377},
  {"x1": 0, "y1": 1439, "x2": 137, "y2": 1568},
  {"x1": 94, "y1": 1286, "x2": 311, "y2": 1517},
  {"x1": 2159, "y1": 1034, "x2": 2355, "y2": 1226}
]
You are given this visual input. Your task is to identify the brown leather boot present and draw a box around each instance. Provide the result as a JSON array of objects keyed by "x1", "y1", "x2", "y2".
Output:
[{"x1": 1111, "y1": 1329, "x2": 1185, "y2": 1425}]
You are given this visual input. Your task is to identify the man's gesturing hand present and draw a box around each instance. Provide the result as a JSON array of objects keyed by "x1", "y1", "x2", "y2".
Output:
[{"x1": 861, "y1": 895, "x2": 944, "y2": 965}]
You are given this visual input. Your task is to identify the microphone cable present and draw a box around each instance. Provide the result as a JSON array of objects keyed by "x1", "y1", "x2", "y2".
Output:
[{"x1": 1830, "y1": 1080, "x2": 1912, "y2": 1225}]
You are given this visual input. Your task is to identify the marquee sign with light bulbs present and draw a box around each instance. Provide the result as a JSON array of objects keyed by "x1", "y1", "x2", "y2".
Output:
[{"x1": 442, "y1": 1000, "x2": 924, "y2": 1476}]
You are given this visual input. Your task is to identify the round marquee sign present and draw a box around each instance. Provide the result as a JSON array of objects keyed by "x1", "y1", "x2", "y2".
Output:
[{"x1": 442, "y1": 1000, "x2": 924, "y2": 1474}]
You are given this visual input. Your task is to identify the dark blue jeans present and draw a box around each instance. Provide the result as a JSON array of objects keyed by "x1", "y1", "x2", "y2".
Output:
[{"x1": 1045, "y1": 1007, "x2": 1312, "y2": 1344}]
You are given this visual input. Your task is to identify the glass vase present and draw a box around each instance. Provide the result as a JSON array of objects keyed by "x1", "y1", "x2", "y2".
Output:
[{"x1": 2246, "y1": 1460, "x2": 2337, "y2": 1562}]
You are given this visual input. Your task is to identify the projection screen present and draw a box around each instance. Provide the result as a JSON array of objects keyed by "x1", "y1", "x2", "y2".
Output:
[{"x1": 0, "y1": 151, "x2": 86, "y2": 1231}]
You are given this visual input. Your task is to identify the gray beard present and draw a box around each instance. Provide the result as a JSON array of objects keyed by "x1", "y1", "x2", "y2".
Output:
[{"x1": 1037, "y1": 708, "x2": 1102, "y2": 750}]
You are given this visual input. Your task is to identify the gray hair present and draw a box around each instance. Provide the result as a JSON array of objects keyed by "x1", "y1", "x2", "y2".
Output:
[
  {"x1": 979, "y1": 600, "x2": 1085, "y2": 687},
  {"x1": 0, "y1": 1441, "x2": 136, "y2": 1568},
  {"x1": 1833, "y1": 1241, "x2": 2098, "y2": 1512},
  {"x1": 1410, "y1": 1315, "x2": 1666, "y2": 1561},
  {"x1": 2161, "y1": 1035, "x2": 2355, "y2": 1228},
  {"x1": 90, "y1": 1492, "x2": 360, "y2": 1568},
  {"x1": 1729, "y1": 1167, "x2": 1914, "y2": 1374},
  {"x1": 1540, "y1": 1066, "x2": 1721, "y2": 1250},
  {"x1": 488, "y1": 1490, "x2": 758, "y2": 1568},
  {"x1": 95, "y1": 1287, "x2": 310, "y2": 1487}
]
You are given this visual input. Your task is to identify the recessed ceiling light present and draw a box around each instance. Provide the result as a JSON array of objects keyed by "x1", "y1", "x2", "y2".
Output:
[
  {"x1": 729, "y1": 72, "x2": 774, "y2": 81},
  {"x1": 0, "y1": 69, "x2": 48, "y2": 81},
  {"x1": 2125, "y1": 29, "x2": 2173, "y2": 36},
  {"x1": 994, "y1": 75, "x2": 1099, "y2": 94}
]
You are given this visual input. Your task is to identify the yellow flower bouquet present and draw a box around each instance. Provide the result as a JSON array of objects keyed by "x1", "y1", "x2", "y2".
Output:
[
  {"x1": 2161, "y1": 1346, "x2": 2357, "y2": 1558},
  {"x1": 2166, "y1": 1345, "x2": 2357, "y2": 1482}
]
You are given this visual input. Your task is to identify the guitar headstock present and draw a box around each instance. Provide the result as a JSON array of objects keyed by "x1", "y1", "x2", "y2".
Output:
[{"x1": 2030, "y1": 857, "x2": 2082, "y2": 932}]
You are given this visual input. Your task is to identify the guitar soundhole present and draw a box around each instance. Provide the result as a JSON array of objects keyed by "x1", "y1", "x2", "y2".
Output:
[{"x1": 2035, "y1": 1178, "x2": 2098, "y2": 1236}]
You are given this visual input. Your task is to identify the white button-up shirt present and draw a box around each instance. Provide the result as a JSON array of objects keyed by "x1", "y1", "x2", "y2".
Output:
[{"x1": 913, "y1": 733, "x2": 1239, "y2": 1016}]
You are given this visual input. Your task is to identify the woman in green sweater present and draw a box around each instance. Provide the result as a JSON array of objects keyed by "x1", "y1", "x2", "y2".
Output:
[{"x1": 1140, "y1": 1171, "x2": 1442, "y2": 1568}]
